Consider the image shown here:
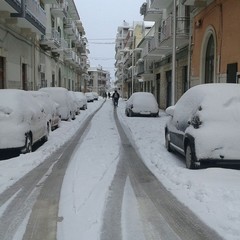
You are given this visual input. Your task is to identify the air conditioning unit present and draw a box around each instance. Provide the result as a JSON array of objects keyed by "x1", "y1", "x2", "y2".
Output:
[{"x1": 38, "y1": 64, "x2": 45, "y2": 73}]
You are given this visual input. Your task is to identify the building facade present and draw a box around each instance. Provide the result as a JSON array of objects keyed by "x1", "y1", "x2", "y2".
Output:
[
  {"x1": 88, "y1": 66, "x2": 110, "y2": 96},
  {"x1": 0, "y1": 0, "x2": 89, "y2": 91},
  {"x1": 115, "y1": 0, "x2": 240, "y2": 110}
]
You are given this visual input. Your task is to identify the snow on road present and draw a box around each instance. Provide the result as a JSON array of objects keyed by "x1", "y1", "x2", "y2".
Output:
[
  {"x1": 57, "y1": 99, "x2": 120, "y2": 240},
  {"x1": 0, "y1": 98, "x2": 240, "y2": 240}
]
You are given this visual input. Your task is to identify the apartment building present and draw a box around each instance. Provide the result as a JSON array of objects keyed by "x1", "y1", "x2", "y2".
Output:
[
  {"x1": 0, "y1": 0, "x2": 89, "y2": 91},
  {"x1": 139, "y1": 0, "x2": 190, "y2": 108},
  {"x1": 183, "y1": 0, "x2": 240, "y2": 85},
  {"x1": 88, "y1": 66, "x2": 110, "y2": 96},
  {"x1": 114, "y1": 20, "x2": 150, "y2": 98}
]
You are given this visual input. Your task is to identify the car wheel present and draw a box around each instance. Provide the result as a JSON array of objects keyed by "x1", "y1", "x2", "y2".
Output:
[
  {"x1": 165, "y1": 131, "x2": 172, "y2": 152},
  {"x1": 22, "y1": 133, "x2": 32, "y2": 153},
  {"x1": 185, "y1": 142, "x2": 197, "y2": 169}
]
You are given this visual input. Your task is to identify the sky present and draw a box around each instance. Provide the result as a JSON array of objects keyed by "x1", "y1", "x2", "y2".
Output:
[
  {"x1": 1, "y1": 98, "x2": 240, "y2": 239},
  {"x1": 75, "y1": 0, "x2": 145, "y2": 82}
]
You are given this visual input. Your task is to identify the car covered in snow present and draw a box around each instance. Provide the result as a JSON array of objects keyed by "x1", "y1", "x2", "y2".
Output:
[
  {"x1": 85, "y1": 92, "x2": 95, "y2": 102},
  {"x1": 125, "y1": 92, "x2": 159, "y2": 117},
  {"x1": 39, "y1": 87, "x2": 75, "y2": 121},
  {"x1": 75, "y1": 92, "x2": 87, "y2": 110},
  {"x1": 0, "y1": 89, "x2": 49, "y2": 153},
  {"x1": 29, "y1": 91, "x2": 60, "y2": 130},
  {"x1": 92, "y1": 92, "x2": 99, "y2": 100},
  {"x1": 69, "y1": 91, "x2": 80, "y2": 116},
  {"x1": 165, "y1": 83, "x2": 240, "y2": 169}
]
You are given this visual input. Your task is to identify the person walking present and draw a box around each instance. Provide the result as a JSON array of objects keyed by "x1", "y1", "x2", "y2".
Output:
[{"x1": 112, "y1": 90, "x2": 120, "y2": 107}]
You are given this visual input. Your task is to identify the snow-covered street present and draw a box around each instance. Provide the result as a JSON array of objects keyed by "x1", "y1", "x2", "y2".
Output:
[{"x1": 0, "y1": 98, "x2": 240, "y2": 239}]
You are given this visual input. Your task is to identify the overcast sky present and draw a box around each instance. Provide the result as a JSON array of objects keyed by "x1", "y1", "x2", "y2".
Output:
[{"x1": 75, "y1": 0, "x2": 145, "y2": 82}]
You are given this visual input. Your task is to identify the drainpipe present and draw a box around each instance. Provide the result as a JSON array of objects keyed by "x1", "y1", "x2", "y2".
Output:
[
  {"x1": 171, "y1": 0, "x2": 177, "y2": 105},
  {"x1": 187, "y1": 11, "x2": 193, "y2": 90}
]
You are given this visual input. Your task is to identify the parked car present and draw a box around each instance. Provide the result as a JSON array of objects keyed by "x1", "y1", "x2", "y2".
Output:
[
  {"x1": 85, "y1": 92, "x2": 95, "y2": 102},
  {"x1": 125, "y1": 92, "x2": 159, "y2": 117},
  {"x1": 165, "y1": 83, "x2": 240, "y2": 169},
  {"x1": 39, "y1": 87, "x2": 74, "y2": 121},
  {"x1": 69, "y1": 91, "x2": 80, "y2": 116},
  {"x1": 92, "y1": 92, "x2": 99, "y2": 100},
  {"x1": 0, "y1": 89, "x2": 49, "y2": 153},
  {"x1": 75, "y1": 92, "x2": 88, "y2": 110},
  {"x1": 29, "y1": 91, "x2": 60, "y2": 130}
]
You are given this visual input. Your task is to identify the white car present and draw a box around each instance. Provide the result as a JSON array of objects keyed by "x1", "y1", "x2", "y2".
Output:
[
  {"x1": 125, "y1": 92, "x2": 159, "y2": 117},
  {"x1": 75, "y1": 92, "x2": 87, "y2": 110},
  {"x1": 29, "y1": 91, "x2": 60, "y2": 130},
  {"x1": 92, "y1": 92, "x2": 99, "y2": 100},
  {"x1": 165, "y1": 83, "x2": 240, "y2": 169},
  {"x1": 69, "y1": 91, "x2": 80, "y2": 116},
  {"x1": 85, "y1": 92, "x2": 95, "y2": 102},
  {"x1": 39, "y1": 87, "x2": 74, "y2": 121},
  {"x1": 0, "y1": 89, "x2": 49, "y2": 153}
]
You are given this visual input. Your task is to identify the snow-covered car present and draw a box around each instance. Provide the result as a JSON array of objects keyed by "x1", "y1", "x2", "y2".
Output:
[
  {"x1": 69, "y1": 91, "x2": 80, "y2": 116},
  {"x1": 39, "y1": 87, "x2": 74, "y2": 121},
  {"x1": 75, "y1": 92, "x2": 87, "y2": 110},
  {"x1": 0, "y1": 89, "x2": 49, "y2": 153},
  {"x1": 165, "y1": 83, "x2": 240, "y2": 169},
  {"x1": 92, "y1": 92, "x2": 99, "y2": 100},
  {"x1": 125, "y1": 92, "x2": 159, "y2": 117},
  {"x1": 29, "y1": 91, "x2": 60, "y2": 130},
  {"x1": 85, "y1": 92, "x2": 95, "y2": 102}
]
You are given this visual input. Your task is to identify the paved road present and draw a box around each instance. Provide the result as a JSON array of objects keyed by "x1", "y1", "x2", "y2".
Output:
[{"x1": 100, "y1": 108, "x2": 223, "y2": 240}]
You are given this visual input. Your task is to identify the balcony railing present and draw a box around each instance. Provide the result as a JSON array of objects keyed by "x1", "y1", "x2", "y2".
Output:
[
  {"x1": 140, "y1": 0, "x2": 163, "y2": 22},
  {"x1": 64, "y1": 18, "x2": 76, "y2": 38},
  {"x1": 51, "y1": 1, "x2": 68, "y2": 19},
  {"x1": 10, "y1": 0, "x2": 46, "y2": 34},
  {"x1": 40, "y1": 28, "x2": 60, "y2": 49}
]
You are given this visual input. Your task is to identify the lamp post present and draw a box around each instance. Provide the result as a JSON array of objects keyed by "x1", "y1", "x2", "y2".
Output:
[{"x1": 131, "y1": 48, "x2": 142, "y2": 95}]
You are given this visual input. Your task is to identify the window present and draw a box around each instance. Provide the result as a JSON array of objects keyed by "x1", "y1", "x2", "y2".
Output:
[{"x1": 205, "y1": 35, "x2": 214, "y2": 83}]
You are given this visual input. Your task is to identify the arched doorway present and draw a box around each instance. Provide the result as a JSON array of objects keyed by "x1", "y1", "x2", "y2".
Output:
[{"x1": 205, "y1": 35, "x2": 215, "y2": 83}]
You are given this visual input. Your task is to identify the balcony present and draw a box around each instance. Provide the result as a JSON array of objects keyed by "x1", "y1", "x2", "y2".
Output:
[
  {"x1": 39, "y1": 28, "x2": 60, "y2": 50},
  {"x1": 150, "y1": 0, "x2": 171, "y2": 9},
  {"x1": 44, "y1": 0, "x2": 58, "y2": 3},
  {"x1": 149, "y1": 15, "x2": 190, "y2": 56},
  {"x1": 73, "y1": 31, "x2": 81, "y2": 46},
  {"x1": 3, "y1": 0, "x2": 46, "y2": 34},
  {"x1": 181, "y1": 0, "x2": 207, "y2": 6},
  {"x1": 51, "y1": 38, "x2": 68, "y2": 53},
  {"x1": 51, "y1": 1, "x2": 68, "y2": 19},
  {"x1": 75, "y1": 20, "x2": 85, "y2": 35},
  {"x1": 140, "y1": 0, "x2": 163, "y2": 22},
  {"x1": 64, "y1": 49, "x2": 76, "y2": 65},
  {"x1": 64, "y1": 18, "x2": 77, "y2": 39}
]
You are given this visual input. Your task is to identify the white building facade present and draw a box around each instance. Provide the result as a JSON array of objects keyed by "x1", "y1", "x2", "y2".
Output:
[{"x1": 0, "y1": 0, "x2": 89, "y2": 91}]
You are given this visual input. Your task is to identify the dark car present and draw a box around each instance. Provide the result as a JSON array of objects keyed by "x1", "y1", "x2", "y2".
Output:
[{"x1": 165, "y1": 84, "x2": 240, "y2": 169}]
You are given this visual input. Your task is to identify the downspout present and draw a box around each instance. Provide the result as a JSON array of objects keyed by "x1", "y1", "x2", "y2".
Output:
[
  {"x1": 187, "y1": 11, "x2": 193, "y2": 89},
  {"x1": 171, "y1": 0, "x2": 177, "y2": 105}
]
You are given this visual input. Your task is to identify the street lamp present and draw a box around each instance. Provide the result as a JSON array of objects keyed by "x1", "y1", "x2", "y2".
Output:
[{"x1": 131, "y1": 48, "x2": 142, "y2": 95}]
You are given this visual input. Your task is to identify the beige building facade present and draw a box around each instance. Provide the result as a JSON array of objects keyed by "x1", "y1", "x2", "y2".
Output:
[{"x1": 0, "y1": 0, "x2": 89, "y2": 91}]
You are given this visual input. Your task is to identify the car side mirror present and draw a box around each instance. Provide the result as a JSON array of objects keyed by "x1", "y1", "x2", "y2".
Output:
[
  {"x1": 166, "y1": 106, "x2": 175, "y2": 116},
  {"x1": 190, "y1": 115, "x2": 201, "y2": 129}
]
